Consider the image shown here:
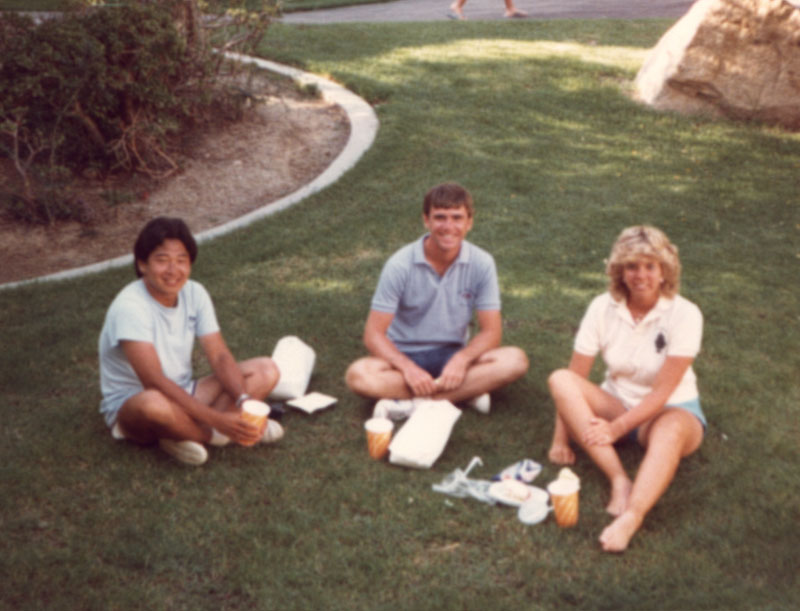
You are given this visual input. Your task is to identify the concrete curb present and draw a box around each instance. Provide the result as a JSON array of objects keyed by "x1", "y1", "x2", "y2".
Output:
[{"x1": 1, "y1": 54, "x2": 379, "y2": 291}]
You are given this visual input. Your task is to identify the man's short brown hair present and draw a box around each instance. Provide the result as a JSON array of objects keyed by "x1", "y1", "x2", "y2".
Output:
[{"x1": 423, "y1": 182, "x2": 474, "y2": 217}]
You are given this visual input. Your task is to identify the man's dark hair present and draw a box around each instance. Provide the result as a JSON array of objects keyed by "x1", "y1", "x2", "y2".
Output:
[
  {"x1": 133, "y1": 217, "x2": 198, "y2": 277},
  {"x1": 422, "y1": 182, "x2": 474, "y2": 218}
]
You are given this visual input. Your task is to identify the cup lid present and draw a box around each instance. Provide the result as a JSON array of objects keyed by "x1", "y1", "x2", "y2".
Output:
[
  {"x1": 547, "y1": 478, "x2": 580, "y2": 495},
  {"x1": 364, "y1": 417, "x2": 394, "y2": 433},
  {"x1": 241, "y1": 399, "x2": 270, "y2": 416}
]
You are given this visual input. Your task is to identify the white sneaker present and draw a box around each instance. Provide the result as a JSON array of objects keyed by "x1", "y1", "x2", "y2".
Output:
[
  {"x1": 467, "y1": 393, "x2": 491, "y2": 415},
  {"x1": 208, "y1": 428, "x2": 231, "y2": 447},
  {"x1": 260, "y1": 419, "x2": 285, "y2": 444},
  {"x1": 373, "y1": 398, "x2": 419, "y2": 421},
  {"x1": 158, "y1": 439, "x2": 208, "y2": 466}
]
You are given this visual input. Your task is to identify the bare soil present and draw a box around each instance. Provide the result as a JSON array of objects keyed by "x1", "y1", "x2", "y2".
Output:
[{"x1": 0, "y1": 72, "x2": 350, "y2": 285}]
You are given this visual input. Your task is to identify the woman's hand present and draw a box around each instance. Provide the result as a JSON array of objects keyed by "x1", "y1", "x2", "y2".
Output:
[{"x1": 583, "y1": 417, "x2": 619, "y2": 446}]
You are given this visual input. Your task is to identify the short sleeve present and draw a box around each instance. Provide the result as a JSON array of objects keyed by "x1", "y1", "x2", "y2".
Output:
[
  {"x1": 473, "y1": 252, "x2": 501, "y2": 311},
  {"x1": 370, "y1": 250, "x2": 408, "y2": 314},
  {"x1": 573, "y1": 294, "x2": 607, "y2": 357},
  {"x1": 191, "y1": 282, "x2": 220, "y2": 337},
  {"x1": 106, "y1": 295, "x2": 155, "y2": 346},
  {"x1": 666, "y1": 298, "x2": 703, "y2": 357}
]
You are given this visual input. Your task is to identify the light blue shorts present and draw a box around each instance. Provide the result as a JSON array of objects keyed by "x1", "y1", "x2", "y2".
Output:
[{"x1": 625, "y1": 397, "x2": 706, "y2": 443}]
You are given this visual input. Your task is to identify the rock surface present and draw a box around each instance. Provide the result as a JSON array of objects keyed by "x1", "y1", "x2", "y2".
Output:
[{"x1": 635, "y1": 0, "x2": 800, "y2": 129}]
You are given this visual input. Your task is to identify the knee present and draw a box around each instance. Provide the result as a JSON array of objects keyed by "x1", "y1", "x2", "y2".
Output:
[
  {"x1": 131, "y1": 390, "x2": 178, "y2": 427},
  {"x1": 648, "y1": 411, "x2": 702, "y2": 453},
  {"x1": 547, "y1": 368, "x2": 575, "y2": 396},
  {"x1": 259, "y1": 356, "x2": 280, "y2": 387},
  {"x1": 345, "y1": 358, "x2": 370, "y2": 393},
  {"x1": 505, "y1": 346, "x2": 529, "y2": 381},
  {"x1": 247, "y1": 357, "x2": 279, "y2": 396}
]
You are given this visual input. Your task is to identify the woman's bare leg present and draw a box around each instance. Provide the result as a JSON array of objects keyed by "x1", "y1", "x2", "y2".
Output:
[
  {"x1": 548, "y1": 413, "x2": 576, "y2": 465},
  {"x1": 548, "y1": 368, "x2": 631, "y2": 515},
  {"x1": 599, "y1": 408, "x2": 703, "y2": 552}
]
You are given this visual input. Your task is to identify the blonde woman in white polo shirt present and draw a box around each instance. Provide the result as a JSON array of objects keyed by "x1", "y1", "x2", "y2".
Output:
[{"x1": 547, "y1": 226, "x2": 706, "y2": 552}]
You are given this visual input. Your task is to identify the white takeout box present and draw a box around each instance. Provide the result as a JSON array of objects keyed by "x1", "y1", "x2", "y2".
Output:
[{"x1": 268, "y1": 335, "x2": 316, "y2": 400}]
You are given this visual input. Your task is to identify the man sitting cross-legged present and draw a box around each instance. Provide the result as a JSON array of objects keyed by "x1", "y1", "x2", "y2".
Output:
[
  {"x1": 345, "y1": 182, "x2": 528, "y2": 419},
  {"x1": 98, "y1": 217, "x2": 283, "y2": 466}
]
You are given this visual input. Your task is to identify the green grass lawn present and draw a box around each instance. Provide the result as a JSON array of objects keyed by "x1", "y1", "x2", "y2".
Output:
[{"x1": 1, "y1": 18, "x2": 798, "y2": 610}]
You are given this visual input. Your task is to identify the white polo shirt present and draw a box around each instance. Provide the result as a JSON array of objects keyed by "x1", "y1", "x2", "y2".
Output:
[{"x1": 574, "y1": 292, "x2": 702, "y2": 408}]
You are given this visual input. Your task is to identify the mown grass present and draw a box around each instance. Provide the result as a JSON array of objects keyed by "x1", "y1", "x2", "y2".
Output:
[{"x1": 1, "y1": 17, "x2": 798, "y2": 610}]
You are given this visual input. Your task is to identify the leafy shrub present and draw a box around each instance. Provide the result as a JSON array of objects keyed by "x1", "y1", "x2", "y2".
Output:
[{"x1": 0, "y1": 0, "x2": 279, "y2": 224}]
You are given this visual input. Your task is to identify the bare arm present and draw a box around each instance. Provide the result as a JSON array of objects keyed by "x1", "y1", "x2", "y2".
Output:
[
  {"x1": 584, "y1": 355, "x2": 695, "y2": 446},
  {"x1": 198, "y1": 331, "x2": 247, "y2": 401},
  {"x1": 363, "y1": 309, "x2": 438, "y2": 397},
  {"x1": 121, "y1": 340, "x2": 230, "y2": 431},
  {"x1": 609, "y1": 356, "x2": 694, "y2": 439},
  {"x1": 121, "y1": 338, "x2": 257, "y2": 441},
  {"x1": 567, "y1": 351, "x2": 595, "y2": 379}
]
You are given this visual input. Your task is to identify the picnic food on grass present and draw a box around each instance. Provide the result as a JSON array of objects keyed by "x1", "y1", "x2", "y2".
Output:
[{"x1": 498, "y1": 478, "x2": 532, "y2": 503}]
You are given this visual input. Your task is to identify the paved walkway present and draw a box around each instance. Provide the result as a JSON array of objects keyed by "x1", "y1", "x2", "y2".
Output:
[{"x1": 282, "y1": 0, "x2": 697, "y2": 24}]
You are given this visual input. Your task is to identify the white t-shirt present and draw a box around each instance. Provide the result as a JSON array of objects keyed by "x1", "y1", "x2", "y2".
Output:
[
  {"x1": 98, "y1": 279, "x2": 220, "y2": 426},
  {"x1": 574, "y1": 292, "x2": 702, "y2": 408}
]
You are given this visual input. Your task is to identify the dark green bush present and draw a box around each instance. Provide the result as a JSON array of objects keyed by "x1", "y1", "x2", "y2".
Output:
[{"x1": 0, "y1": 0, "x2": 278, "y2": 224}]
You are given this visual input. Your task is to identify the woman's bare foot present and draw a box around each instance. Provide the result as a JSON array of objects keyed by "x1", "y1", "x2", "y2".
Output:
[
  {"x1": 504, "y1": 9, "x2": 528, "y2": 18},
  {"x1": 548, "y1": 441, "x2": 576, "y2": 465},
  {"x1": 599, "y1": 510, "x2": 643, "y2": 552},
  {"x1": 606, "y1": 476, "x2": 632, "y2": 516}
]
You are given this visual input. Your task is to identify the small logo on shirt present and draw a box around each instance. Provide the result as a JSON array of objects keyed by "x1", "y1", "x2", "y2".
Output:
[{"x1": 655, "y1": 332, "x2": 666, "y2": 353}]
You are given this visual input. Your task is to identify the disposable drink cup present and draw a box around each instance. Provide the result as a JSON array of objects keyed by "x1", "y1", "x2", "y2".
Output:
[
  {"x1": 364, "y1": 418, "x2": 394, "y2": 460},
  {"x1": 547, "y1": 478, "x2": 580, "y2": 528},
  {"x1": 239, "y1": 399, "x2": 270, "y2": 446}
]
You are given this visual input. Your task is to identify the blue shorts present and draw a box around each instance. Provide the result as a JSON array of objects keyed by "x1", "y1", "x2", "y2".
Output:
[
  {"x1": 402, "y1": 344, "x2": 463, "y2": 378},
  {"x1": 625, "y1": 397, "x2": 707, "y2": 443}
]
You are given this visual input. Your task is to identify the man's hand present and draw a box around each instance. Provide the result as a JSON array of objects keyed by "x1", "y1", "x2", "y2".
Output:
[
  {"x1": 401, "y1": 362, "x2": 438, "y2": 397},
  {"x1": 435, "y1": 352, "x2": 470, "y2": 392}
]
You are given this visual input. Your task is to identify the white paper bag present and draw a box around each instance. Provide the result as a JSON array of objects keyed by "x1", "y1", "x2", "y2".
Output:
[
  {"x1": 388, "y1": 400, "x2": 462, "y2": 469},
  {"x1": 268, "y1": 336, "x2": 316, "y2": 400}
]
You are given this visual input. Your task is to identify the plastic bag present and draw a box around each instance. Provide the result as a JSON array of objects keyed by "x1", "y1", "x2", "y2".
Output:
[{"x1": 431, "y1": 456, "x2": 497, "y2": 505}]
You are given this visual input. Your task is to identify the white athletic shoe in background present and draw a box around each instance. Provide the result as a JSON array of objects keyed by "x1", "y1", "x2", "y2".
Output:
[
  {"x1": 158, "y1": 439, "x2": 208, "y2": 466},
  {"x1": 467, "y1": 393, "x2": 491, "y2": 415}
]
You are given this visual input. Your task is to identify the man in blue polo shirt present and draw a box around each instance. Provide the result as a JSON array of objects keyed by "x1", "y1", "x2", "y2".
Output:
[{"x1": 345, "y1": 182, "x2": 528, "y2": 417}]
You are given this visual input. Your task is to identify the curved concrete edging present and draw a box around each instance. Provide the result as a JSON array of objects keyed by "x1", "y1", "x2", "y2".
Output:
[{"x1": 1, "y1": 54, "x2": 379, "y2": 291}]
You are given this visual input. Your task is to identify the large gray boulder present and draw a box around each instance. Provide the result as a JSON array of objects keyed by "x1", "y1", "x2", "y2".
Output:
[{"x1": 635, "y1": 0, "x2": 800, "y2": 129}]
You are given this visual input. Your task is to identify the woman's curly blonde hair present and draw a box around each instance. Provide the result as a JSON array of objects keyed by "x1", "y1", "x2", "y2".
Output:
[{"x1": 605, "y1": 225, "x2": 681, "y2": 301}]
